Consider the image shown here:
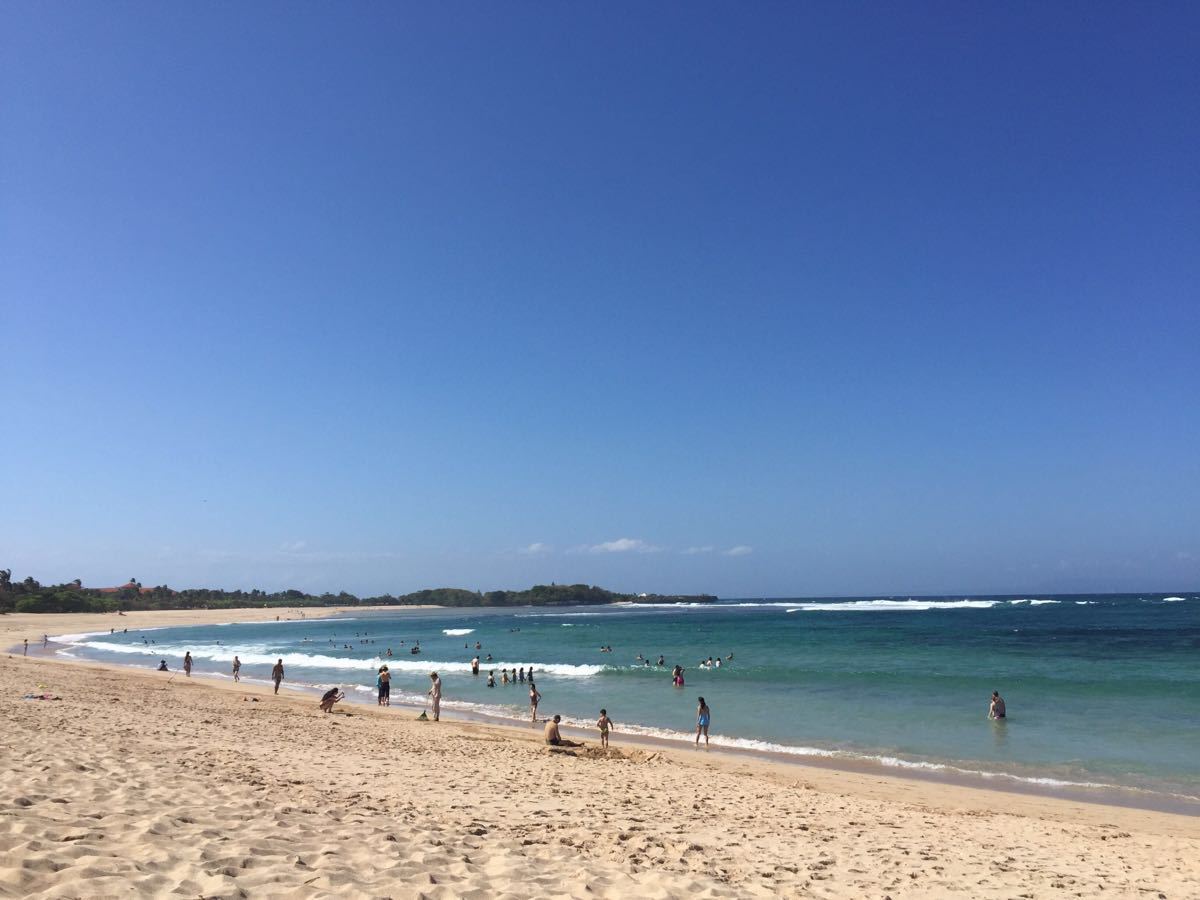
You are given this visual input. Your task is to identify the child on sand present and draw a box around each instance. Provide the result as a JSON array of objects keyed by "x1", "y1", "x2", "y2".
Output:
[{"x1": 597, "y1": 709, "x2": 614, "y2": 748}]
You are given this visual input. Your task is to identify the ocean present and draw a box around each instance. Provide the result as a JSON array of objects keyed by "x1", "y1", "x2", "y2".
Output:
[{"x1": 53, "y1": 593, "x2": 1200, "y2": 808}]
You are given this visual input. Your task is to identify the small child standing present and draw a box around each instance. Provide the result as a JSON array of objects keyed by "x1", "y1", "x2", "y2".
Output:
[{"x1": 597, "y1": 708, "x2": 615, "y2": 749}]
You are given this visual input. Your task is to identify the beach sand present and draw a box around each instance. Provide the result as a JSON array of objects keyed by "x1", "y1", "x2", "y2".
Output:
[{"x1": 2, "y1": 609, "x2": 1198, "y2": 898}]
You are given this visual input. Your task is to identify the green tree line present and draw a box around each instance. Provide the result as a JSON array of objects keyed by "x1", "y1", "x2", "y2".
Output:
[{"x1": 0, "y1": 569, "x2": 716, "y2": 614}]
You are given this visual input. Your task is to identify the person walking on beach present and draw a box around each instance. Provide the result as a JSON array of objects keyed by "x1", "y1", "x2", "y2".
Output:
[
  {"x1": 272, "y1": 658, "x2": 284, "y2": 694},
  {"x1": 232, "y1": 656, "x2": 241, "y2": 682},
  {"x1": 695, "y1": 697, "x2": 711, "y2": 746},
  {"x1": 183, "y1": 652, "x2": 193, "y2": 677},
  {"x1": 989, "y1": 690, "x2": 1006, "y2": 720},
  {"x1": 23, "y1": 639, "x2": 28, "y2": 656},
  {"x1": 597, "y1": 709, "x2": 615, "y2": 748},
  {"x1": 529, "y1": 682, "x2": 541, "y2": 722},
  {"x1": 428, "y1": 672, "x2": 442, "y2": 721}
]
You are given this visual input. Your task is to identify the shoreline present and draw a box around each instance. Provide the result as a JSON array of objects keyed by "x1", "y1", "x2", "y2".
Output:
[
  {"x1": 8, "y1": 606, "x2": 1198, "y2": 819},
  {"x1": 4, "y1": 621, "x2": 1198, "y2": 897}
]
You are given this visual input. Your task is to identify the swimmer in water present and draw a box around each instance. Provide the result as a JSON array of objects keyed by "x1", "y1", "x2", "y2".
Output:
[{"x1": 988, "y1": 690, "x2": 1006, "y2": 720}]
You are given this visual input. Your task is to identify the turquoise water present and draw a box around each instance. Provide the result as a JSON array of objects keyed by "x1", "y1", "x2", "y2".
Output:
[{"x1": 55, "y1": 593, "x2": 1200, "y2": 803}]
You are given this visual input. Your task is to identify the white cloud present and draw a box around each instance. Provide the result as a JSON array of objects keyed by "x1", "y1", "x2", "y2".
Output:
[
  {"x1": 279, "y1": 540, "x2": 308, "y2": 553},
  {"x1": 723, "y1": 545, "x2": 753, "y2": 557},
  {"x1": 519, "y1": 542, "x2": 552, "y2": 555},
  {"x1": 682, "y1": 546, "x2": 714, "y2": 555},
  {"x1": 587, "y1": 537, "x2": 661, "y2": 554}
]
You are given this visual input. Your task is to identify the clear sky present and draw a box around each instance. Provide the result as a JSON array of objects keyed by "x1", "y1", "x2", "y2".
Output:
[{"x1": 2, "y1": 4, "x2": 1197, "y2": 597}]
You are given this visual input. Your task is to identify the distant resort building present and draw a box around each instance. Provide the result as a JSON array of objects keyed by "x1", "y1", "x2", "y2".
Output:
[{"x1": 95, "y1": 581, "x2": 172, "y2": 596}]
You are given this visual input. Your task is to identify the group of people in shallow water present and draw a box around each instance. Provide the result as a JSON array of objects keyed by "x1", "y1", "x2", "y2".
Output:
[{"x1": 140, "y1": 626, "x2": 1009, "y2": 760}]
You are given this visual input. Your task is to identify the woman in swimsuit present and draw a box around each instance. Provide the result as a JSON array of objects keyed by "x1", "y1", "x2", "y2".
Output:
[
  {"x1": 695, "y1": 697, "x2": 711, "y2": 746},
  {"x1": 529, "y1": 682, "x2": 541, "y2": 722}
]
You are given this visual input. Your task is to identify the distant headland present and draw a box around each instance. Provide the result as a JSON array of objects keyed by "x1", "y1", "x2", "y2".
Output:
[{"x1": 0, "y1": 569, "x2": 717, "y2": 614}]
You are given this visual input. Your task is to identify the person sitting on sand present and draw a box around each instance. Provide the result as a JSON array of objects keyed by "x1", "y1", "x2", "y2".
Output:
[
  {"x1": 544, "y1": 715, "x2": 581, "y2": 747},
  {"x1": 989, "y1": 691, "x2": 1006, "y2": 720},
  {"x1": 272, "y1": 659, "x2": 285, "y2": 694},
  {"x1": 157, "y1": 660, "x2": 169, "y2": 671},
  {"x1": 529, "y1": 682, "x2": 541, "y2": 721},
  {"x1": 597, "y1": 708, "x2": 615, "y2": 748},
  {"x1": 319, "y1": 687, "x2": 345, "y2": 713}
]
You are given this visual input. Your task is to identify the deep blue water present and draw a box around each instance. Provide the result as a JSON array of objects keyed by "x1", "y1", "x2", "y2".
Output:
[{"x1": 55, "y1": 593, "x2": 1200, "y2": 802}]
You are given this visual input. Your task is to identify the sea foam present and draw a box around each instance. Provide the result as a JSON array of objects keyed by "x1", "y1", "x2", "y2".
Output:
[{"x1": 787, "y1": 599, "x2": 999, "y2": 612}]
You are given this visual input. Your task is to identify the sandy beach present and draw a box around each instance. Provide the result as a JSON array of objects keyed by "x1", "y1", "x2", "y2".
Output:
[{"x1": 2, "y1": 609, "x2": 1198, "y2": 898}]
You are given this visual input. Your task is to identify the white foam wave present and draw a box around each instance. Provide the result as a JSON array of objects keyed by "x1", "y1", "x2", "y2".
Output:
[
  {"x1": 52, "y1": 630, "x2": 115, "y2": 643},
  {"x1": 1075, "y1": 601, "x2": 1096, "y2": 605},
  {"x1": 442, "y1": 628, "x2": 475, "y2": 636},
  {"x1": 1011, "y1": 599, "x2": 1059, "y2": 606},
  {"x1": 70, "y1": 641, "x2": 605, "y2": 677},
  {"x1": 788, "y1": 599, "x2": 999, "y2": 612},
  {"x1": 1163, "y1": 597, "x2": 1185, "y2": 603},
  {"x1": 541, "y1": 717, "x2": 1191, "y2": 798}
]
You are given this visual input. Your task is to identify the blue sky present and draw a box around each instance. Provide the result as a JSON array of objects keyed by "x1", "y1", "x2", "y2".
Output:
[{"x1": 2, "y1": 4, "x2": 1197, "y2": 597}]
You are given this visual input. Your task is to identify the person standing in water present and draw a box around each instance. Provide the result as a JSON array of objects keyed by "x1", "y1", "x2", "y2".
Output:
[
  {"x1": 232, "y1": 656, "x2": 241, "y2": 682},
  {"x1": 989, "y1": 690, "x2": 1007, "y2": 720},
  {"x1": 529, "y1": 682, "x2": 541, "y2": 722},
  {"x1": 695, "y1": 697, "x2": 711, "y2": 746},
  {"x1": 183, "y1": 652, "x2": 193, "y2": 677},
  {"x1": 487, "y1": 670, "x2": 496, "y2": 688},
  {"x1": 428, "y1": 672, "x2": 442, "y2": 721},
  {"x1": 378, "y1": 665, "x2": 391, "y2": 706},
  {"x1": 271, "y1": 658, "x2": 284, "y2": 694}
]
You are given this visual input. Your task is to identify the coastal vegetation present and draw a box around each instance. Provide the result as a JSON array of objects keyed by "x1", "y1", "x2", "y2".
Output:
[{"x1": 0, "y1": 569, "x2": 716, "y2": 614}]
